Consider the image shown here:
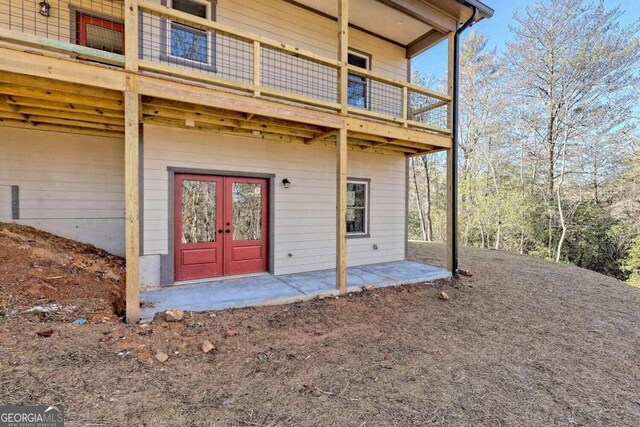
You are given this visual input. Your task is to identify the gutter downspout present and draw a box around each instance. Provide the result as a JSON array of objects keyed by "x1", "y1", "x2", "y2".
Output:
[{"x1": 450, "y1": 6, "x2": 478, "y2": 276}]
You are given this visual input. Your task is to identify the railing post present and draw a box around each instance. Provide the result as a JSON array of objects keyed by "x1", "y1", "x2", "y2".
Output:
[
  {"x1": 124, "y1": 0, "x2": 139, "y2": 72},
  {"x1": 338, "y1": 0, "x2": 349, "y2": 115},
  {"x1": 402, "y1": 86, "x2": 408, "y2": 127},
  {"x1": 253, "y1": 40, "x2": 261, "y2": 96},
  {"x1": 446, "y1": 32, "x2": 454, "y2": 131}
]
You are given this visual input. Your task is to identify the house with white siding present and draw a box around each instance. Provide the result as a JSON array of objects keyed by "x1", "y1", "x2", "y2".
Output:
[{"x1": 0, "y1": 0, "x2": 493, "y2": 321}]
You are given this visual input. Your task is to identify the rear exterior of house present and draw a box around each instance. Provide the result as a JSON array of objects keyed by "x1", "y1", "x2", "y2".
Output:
[{"x1": 0, "y1": 0, "x2": 493, "y2": 321}]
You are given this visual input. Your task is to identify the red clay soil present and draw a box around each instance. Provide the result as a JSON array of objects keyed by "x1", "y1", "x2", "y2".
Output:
[
  {"x1": 0, "y1": 227, "x2": 639, "y2": 426},
  {"x1": 0, "y1": 222, "x2": 125, "y2": 321}
]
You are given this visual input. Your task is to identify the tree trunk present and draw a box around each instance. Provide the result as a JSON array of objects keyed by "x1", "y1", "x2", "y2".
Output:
[
  {"x1": 555, "y1": 188, "x2": 566, "y2": 263},
  {"x1": 547, "y1": 114, "x2": 556, "y2": 196},
  {"x1": 420, "y1": 156, "x2": 433, "y2": 242},
  {"x1": 555, "y1": 118, "x2": 569, "y2": 263},
  {"x1": 410, "y1": 159, "x2": 427, "y2": 241}
]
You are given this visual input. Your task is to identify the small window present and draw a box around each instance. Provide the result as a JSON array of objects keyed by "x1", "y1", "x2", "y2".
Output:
[
  {"x1": 348, "y1": 51, "x2": 369, "y2": 109},
  {"x1": 167, "y1": 0, "x2": 213, "y2": 65},
  {"x1": 76, "y1": 14, "x2": 124, "y2": 54},
  {"x1": 346, "y1": 179, "x2": 369, "y2": 236}
]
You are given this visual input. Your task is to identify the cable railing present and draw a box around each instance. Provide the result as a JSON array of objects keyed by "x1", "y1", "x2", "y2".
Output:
[{"x1": 0, "y1": 0, "x2": 451, "y2": 134}]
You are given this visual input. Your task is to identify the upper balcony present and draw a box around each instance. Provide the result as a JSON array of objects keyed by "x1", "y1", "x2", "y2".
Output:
[{"x1": 0, "y1": 0, "x2": 489, "y2": 154}]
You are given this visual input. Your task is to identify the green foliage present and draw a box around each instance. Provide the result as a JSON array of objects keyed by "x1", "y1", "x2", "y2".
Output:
[
  {"x1": 622, "y1": 237, "x2": 640, "y2": 287},
  {"x1": 560, "y1": 203, "x2": 627, "y2": 279}
]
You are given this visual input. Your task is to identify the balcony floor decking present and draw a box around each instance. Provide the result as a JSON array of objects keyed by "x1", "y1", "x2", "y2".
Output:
[{"x1": 139, "y1": 260, "x2": 451, "y2": 320}]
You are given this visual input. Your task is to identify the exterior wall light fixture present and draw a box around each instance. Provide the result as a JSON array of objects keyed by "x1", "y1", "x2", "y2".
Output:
[
  {"x1": 282, "y1": 178, "x2": 291, "y2": 188},
  {"x1": 38, "y1": 0, "x2": 50, "y2": 16}
]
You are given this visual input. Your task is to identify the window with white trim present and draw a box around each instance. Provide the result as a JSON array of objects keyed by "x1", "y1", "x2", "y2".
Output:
[
  {"x1": 347, "y1": 179, "x2": 369, "y2": 236},
  {"x1": 166, "y1": 0, "x2": 213, "y2": 65}
]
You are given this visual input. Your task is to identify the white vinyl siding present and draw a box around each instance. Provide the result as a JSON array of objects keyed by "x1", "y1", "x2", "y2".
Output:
[
  {"x1": 142, "y1": 124, "x2": 406, "y2": 285},
  {"x1": 0, "y1": 127, "x2": 125, "y2": 256}
]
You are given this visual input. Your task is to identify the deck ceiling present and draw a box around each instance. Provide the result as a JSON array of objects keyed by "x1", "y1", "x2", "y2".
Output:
[
  {"x1": 291, "y1": 0, "x2": 433, "y2": 45},
  {"x1": 0, "y1": 72, "x2": 440, "y2": 156}
]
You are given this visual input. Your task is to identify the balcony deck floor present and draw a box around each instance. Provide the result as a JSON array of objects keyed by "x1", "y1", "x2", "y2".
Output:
[{"x1": 140, "y1": 260, "x2": 451, "y2": 320}]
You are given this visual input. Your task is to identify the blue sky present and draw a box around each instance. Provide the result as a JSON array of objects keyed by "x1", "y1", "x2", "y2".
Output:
[{"x1": 412, "y1": 0, "x2": 640, "y2": 82}]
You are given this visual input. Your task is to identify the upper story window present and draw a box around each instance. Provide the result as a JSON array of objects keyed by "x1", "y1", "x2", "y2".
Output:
[
  {"x1": 76, "y1": 13, "x2": 124, "y2": 54},
  {"x1": 347, "y1": 51, "x2": 370, "y2": 109},
  {"x1": 346, "y1": 179, "x2": 370, "y2": 237},
  {"x1": 163, "y1": 0, "x2": 216, "y2": 69}
]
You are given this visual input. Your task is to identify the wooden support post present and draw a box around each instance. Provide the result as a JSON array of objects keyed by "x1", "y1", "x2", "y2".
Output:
[
  {"x1": 445, "y1": 31, "x2": 456, "y2": 273},
  {"x1": 446, "y1": 32, "x2": 455, "y2": 131},
  {"x1": 338, "y1": 0, "x2": 349, "y2": 115},
  {"x1": 124, "y1": 0, "x2": 141, "y2": 322},
  {"x1": 336, "y1": 127, "x2": 348, "y2": 294},
  {"x1": 124, "y1": 0, "x2": 139, "y2": 72},
  {"x1": 124, "y1": 83, "x2": 141, "y2": 323},
  {"x1": 253, "y1": 41, "x2": 261, "y2": 96}
]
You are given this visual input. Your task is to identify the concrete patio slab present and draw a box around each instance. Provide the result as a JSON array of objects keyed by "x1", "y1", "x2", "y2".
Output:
[{"x1": 140, "y1": 260, "x2": 450, "y2": 320}]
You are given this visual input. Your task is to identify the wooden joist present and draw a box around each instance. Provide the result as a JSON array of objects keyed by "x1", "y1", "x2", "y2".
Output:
[
  {"x1": 305, "y1": 130, "x2": 336, "y2": 145},
  {"x1": 0, "y1": 71, "x2": 123, "y2": 101},
  {"x1": 25, "y1": 115, "x2": 124, "y2": 131},
  {"x1": 0, "y1": 84, "x2": 124, "y2": 110},
  {"x1": 0, "y1": 118, "x2": 123, "y2": 138},
  {"x1": 2, "y1": 96, "x2": 124, "y2": 118},
  {"x1": 143, "y1": 116, "x2": 309, "y2": 145},
  {"x1": 16, "y1": 107, "x2": 125, "y2": 126}
]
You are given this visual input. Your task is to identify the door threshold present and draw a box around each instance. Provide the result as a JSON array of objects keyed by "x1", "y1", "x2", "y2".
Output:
[{"x1": 173, "y1": 272, "x2": 271, "y2": 287}]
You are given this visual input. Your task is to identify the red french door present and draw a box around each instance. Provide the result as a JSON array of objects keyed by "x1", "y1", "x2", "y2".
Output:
[{"x1": 175, "y1": 174, "x2": 268, "y2": 281}]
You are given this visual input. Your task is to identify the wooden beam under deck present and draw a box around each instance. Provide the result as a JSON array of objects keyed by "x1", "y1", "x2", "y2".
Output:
[{"x1": 0, "y1": 47, "x2": 452, "y2": 155}]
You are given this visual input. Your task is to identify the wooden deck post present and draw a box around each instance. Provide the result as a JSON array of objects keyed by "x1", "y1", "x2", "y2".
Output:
[
  {"x1": 336, "y1": 0, "x2": 348, "y2": 293},
  {"x1": 124, "y1": 0, "x2": 141, "y2": 322},
  {"x1": 445, "y1": 31, "x2": 456, "y2": 274},
  {"x1": 336, "y1": 127, "x2": 348, "y2": 294},
  {"x1": 124, "y1": 86, "x2": 141, "y2": 323}
]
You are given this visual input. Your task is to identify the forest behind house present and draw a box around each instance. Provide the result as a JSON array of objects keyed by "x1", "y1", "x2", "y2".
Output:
[{"x1": 409, "y1": 0, "x2": 640, "y2": 285}]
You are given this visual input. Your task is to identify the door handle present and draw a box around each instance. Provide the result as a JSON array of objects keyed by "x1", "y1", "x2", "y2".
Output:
[
  {"x1": 217, "y1": 229, "x2": 223, "y2": 234},
  {"x1": 225, "y1": 229, "x2": 231, "y2": 233}
]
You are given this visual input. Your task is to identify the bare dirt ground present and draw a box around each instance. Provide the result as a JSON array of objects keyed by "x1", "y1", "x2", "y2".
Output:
[{"x1": 1, "y1": 224, "x2": 639, "y2": 426}]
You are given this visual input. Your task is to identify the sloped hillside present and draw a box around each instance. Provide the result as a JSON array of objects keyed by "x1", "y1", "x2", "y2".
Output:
[
  {"x1": 0, "y1": 235, "x2": 638, "y2": 425},
  {"x1": 0, "y1": 222, "x2": 125, "y2": 321}
]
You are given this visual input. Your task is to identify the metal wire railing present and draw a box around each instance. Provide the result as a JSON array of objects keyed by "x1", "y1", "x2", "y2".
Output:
[
  {"x1": 408, "y1": 89, "x2": 449, "y2": 130},
  {"x1": 139, "y1": 7, "x2": 253, "y2": 83},
  {"x1": 0, "y1": 0, "x2": 451, "y2": 134},
  {"x1": 0, "y1": 0, "x2": 124, "y2": 57},
  {"x1": 260, "y1": 44, "x2": 338, "y2": 103},
  {"x1": 347, "y1": 65, "x2": 450, "y2": 132}
]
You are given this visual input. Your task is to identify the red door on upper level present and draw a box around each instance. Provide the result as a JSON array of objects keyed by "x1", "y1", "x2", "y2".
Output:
[{"x1": 174, "y1": 174, "x2": 268, "y2": 282}]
